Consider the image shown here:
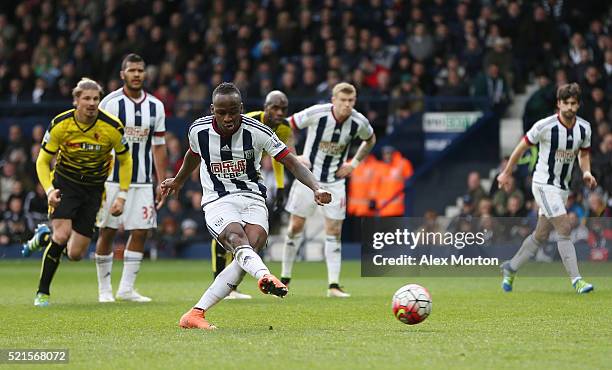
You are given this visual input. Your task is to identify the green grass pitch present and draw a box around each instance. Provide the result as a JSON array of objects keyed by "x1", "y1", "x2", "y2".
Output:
[{"x1": 0, "y1": 259, "x2": 610, "y2": 369}]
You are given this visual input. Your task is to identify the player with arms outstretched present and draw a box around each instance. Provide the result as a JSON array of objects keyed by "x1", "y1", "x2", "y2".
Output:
[
  {"x1": 159, "y1": 83, "x2": 330, "y2": 330},
  {"x1": 210, "y1": 90, "x2": 293, "y2": 300},
  {"x1": 282, "y1": 82, "x2": 376, "y2": 297},
  {"x1": 95, "y1": 54, "x2": 168, "y2": 303},
  {"x1": 22, "y1": 78, "x2": 132, "y2": 306},
  {"x1": 499, "y1": 83, "x2": 596, "y2": 294}
]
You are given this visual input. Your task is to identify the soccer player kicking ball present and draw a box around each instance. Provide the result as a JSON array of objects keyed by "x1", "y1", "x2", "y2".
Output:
[
  {"x1": 159, "y1": 83, "x2": 331, "y2": 330},
  {"x1": 499, "y1": 83, "x2": 596, "y2": 294}
]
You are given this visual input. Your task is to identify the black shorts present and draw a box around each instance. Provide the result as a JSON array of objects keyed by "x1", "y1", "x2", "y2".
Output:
[{"x1": 50, "y1": 173, "x2": 104, "y2": 238}]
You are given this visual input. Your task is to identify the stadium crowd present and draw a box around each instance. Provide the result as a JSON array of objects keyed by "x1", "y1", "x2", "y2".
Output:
[{"x1": 0, "y1": 0, "x2": 611, "y2": 254}]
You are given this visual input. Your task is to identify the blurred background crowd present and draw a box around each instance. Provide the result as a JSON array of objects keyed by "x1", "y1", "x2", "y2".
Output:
[{"x1": 0, "y1": 0, "x2": 610, "y2": 257}]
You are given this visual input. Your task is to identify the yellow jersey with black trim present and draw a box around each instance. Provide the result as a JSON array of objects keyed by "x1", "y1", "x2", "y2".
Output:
[
  {"x1": 245, "y1": 111, "x2": 293, "y2": 189},
  {"x1": 41, "y1": 108, "x2": 129, "y2": 186},
  {"x1": 245, "y1": 111, "x2": 293, "y2": 147}
]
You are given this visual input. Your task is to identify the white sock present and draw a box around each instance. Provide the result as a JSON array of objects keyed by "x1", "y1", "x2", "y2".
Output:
[
  {"x1": 509, "y1": 234, "x2": 541, "y2": 271},
  {"x1": 195, "y1": 260, "x2": 245, "y2": 311},
  {"x1": 118, "y1": 250, "x2": 143, "y2": 293},
  {"x1": 234, "y1": 245, "x2": 270, "y2": 279},
  {"x1": 95, "y1": 253, "x2": 113, "y2": 294},
  {"x1": 282, "y1": 233, "x2": 303, "y2": 278},
  {"x1": 557, "y1": 238, "x2": 581, "y2": 281},
  {"x1": 325, "y1": 236, "x2": 342, "y2": 285}
]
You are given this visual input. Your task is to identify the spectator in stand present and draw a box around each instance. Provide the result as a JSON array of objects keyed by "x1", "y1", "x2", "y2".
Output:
[
  {"x1": 372, "y1": 146, "x2": 413, "y2": 217},
  {"x1": 586, "y1": 192, "x2": 612, "y2": 218},
  {"x1": 407, "y1": 23, "x2": 434, "y2": 62},
  {"x1": 347, "y1": 154, "x2": 381, "y2": 217},
  {"x1": 390, "y1": 76, "x2": 424, "y2": 114},
  {"x1": 523, "y1": 71, "x2": 555, "y2": 133},
  {"x1": 0, "y1": 161, "x2": 19, "y2": 204},
  {"x1": 471, "y1": 62, "x2": 511, "y2": 111},
  {"x1": 493, "y1": 175, "x2": 524, "y2": 217},
  {"x1": 566, "y1": 192, "x2": 586, "y2": 223},
  {"x1": 591, "y1": 133, "x2": 612, "y2": 195},
  {"x1": 466, "y1": 171, "x2": 487, "y2": 210},
  {"x1": 484, "y1": 37, "x2": 514, "y2": 91},
  {"x1": 175, "y1": 70, "x2": 208, "y2": 119},
  {"x1": 1, "y1": 195, "x2": 27, "y2": 244},
  {"x1": 23, "y1": 183, "x2": 48, "y2": 234}
]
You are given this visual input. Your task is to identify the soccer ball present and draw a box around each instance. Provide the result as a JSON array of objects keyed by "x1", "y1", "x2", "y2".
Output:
[{"x1": 392, "y1": 284, "x2": 432, "y2": 325}]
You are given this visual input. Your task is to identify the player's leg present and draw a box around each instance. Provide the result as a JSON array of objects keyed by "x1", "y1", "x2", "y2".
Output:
[
  {"x1": 180, "y1": 196, "x2": 283, "y2": 330},
  {"x1": 94, "y1": 182, "x2": 119, "y2": 302},
  {"x1": 282, "y1": 214, "x2": 306, "y2": 285},
  {"x1": 115, "y1": 186, "x2": 156, "y2": 302},
  {"x1": 225, "y1": 222, "x2": 270, "y2": 300},
  {"x1": 115, "y1": 229, "x2": 151, "y2": 301},
  {"x1": 282, "y1": 181, "x2": 315, "y2": 285},
  {"x1": 549, "y1": 215, "x2": 594, "y2": 293},
  {"x1": 95, "y1": 227, "x2": 117, "y2": 302},
  {"x1": 323, "y1": 181, "x2": 349, "y2": 297},
  {"x1": 35, "y1": 218, "x2": 71, "y2": 306},
  {"x1": 501, "y1": 215, "x2": 553, "y2": 290},
  {"x1": 211, "y1": 239, "x2": 229, "y2": 279},
  {"x1": 22, "y1": 223, "x2": 51, "y2": 257},
  {"x1": 324, "y1": 217, "x2": 350, "y2": 297}
]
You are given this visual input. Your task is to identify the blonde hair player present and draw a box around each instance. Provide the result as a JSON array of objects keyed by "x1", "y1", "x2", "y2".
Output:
[
  {"x1": 282, "y1": 82, "x2": 376, "y2": 297},
  {"x1": 23, "y1": 78, "x2": 133, "y2": 307}
]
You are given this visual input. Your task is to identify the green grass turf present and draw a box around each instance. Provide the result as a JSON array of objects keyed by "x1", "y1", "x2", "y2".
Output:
[{"x1": 0, "y1": 259, "x2": 610, "y2": 370}]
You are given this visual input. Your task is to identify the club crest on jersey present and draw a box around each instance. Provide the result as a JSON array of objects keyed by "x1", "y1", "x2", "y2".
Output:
[
  {"x1": 245, "y1": 149, "x2": 254, "y2": 159},
  {"x1": 211, "y1": 159, "x2": 247, "y2": 179}
]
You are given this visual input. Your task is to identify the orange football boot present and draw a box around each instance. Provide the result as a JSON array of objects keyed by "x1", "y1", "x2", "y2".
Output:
[
  {"x1": 258, "y1": 274, "x2": 288, "y2": 297},
  {"x1": 179, "y1": 308, "x2": 217, "y2": 330}
]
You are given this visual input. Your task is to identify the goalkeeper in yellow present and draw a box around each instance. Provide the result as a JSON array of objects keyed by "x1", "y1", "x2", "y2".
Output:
[
  {"x1": 211, "y1": 90, "x2": 294, "y2": 299},
  {"x1": 22, "y1": 78, "x2": 133, "y2": 307}
]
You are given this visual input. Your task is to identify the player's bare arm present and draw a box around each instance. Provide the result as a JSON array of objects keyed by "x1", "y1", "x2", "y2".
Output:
[
  {"x1": 160, "y1": 149, "x2": 201, "y2": 198},
  {"x1": 153, "y1": 143, "x2": 169, "y2": 209},
  {"x1": 279, "y1": 152, "x2": 331, "y2": 205},
  {"x1": 497, "y1": 138, "x2": 530, "y2": 188},
  {"x1": 336, "y1": 133, "x2": 376, "y2": 179},
  {"x1": 578, "y1": 149, "x2": 597, "y2": 189}
]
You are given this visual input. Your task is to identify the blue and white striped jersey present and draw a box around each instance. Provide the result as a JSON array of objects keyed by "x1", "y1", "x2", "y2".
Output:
[
  {"x1": 526, "y1": 114, "x2": 591, "y2": 190},
  {"x1": 291, "y1": 103, "x2": 374, "y2": 183},
  {"x1": 100, "y1": 87, "x2": 166, "y2": 185},
  {"x1": 188, "y1": 115, "x2": 290, "y2": 205}
]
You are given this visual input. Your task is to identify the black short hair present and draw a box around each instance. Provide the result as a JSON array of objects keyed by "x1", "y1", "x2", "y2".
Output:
[
  {"x1": 212, "y1": 82, "x2": 242, "y2": 101},
  {"x1": 121, "y1": 54, "x2": 145, "y2": 70},
  {"x1": 557, "y1": 83, "x2": 581, "y2": 102}
]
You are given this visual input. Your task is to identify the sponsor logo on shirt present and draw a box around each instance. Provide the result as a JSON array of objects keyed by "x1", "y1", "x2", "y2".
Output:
[
  {"x1": 319, "y1": 141, "x2": 346, "y2": 155},
  {"x1": 124, "y1": 127, "x2": 151, "y2": 143},
  {"x1": 555, "y1": 149, "x2": 577, "y2": 163},
  {"x1": 211, "y1": 159, "x2": 247, "y2": 179}
]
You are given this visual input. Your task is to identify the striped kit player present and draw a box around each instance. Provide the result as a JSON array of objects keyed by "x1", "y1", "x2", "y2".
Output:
[
  {"x1": 159, "y1": 83, "x2": 330, "y2": 330},
  {"x1": 94, "y1": 54, "x2": 168, "y2": 303},
  {"x1": 282, "y1": 82, "x2": 376, "y2": 297},
  {"x1": 498, "y1": 83, "x2": 596, "y2": 294}
]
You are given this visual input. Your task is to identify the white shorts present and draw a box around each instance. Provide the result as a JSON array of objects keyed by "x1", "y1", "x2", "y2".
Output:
[
  {"x1": 532, "y1": 182, "x2": 569, "y2": 218},
  {"x1": 285, "y1": 180, "x2": 346, "y2": 220},
  {"x1": 96, "y1": 182, "x2": 157, "y2": 230},
  {"x1": 204, "y1": 193, "x2": 269, "y2": 241}
]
